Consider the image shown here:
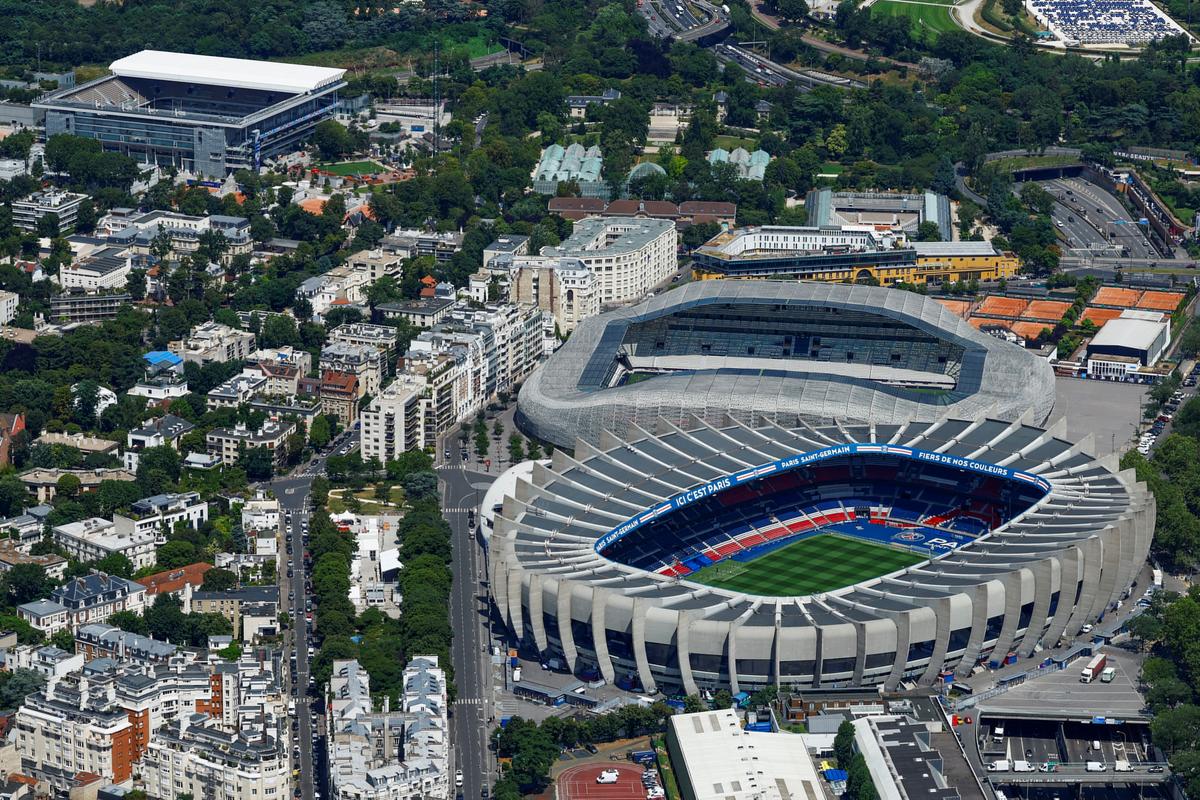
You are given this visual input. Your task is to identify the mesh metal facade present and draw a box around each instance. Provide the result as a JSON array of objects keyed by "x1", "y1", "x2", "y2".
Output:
[{"x1": 517, "y1": 281, "x2": 1056, "y2": 448}]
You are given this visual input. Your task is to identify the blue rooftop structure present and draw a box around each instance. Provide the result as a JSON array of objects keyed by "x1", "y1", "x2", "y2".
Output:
[{"x1": 144, "y1": 351, "x2": 183, "y2": 368}]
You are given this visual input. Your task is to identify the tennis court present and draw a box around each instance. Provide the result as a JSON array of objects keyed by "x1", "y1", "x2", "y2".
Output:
[{"x1": 688, "y1": 533, "x2": 924, "y2": 595}]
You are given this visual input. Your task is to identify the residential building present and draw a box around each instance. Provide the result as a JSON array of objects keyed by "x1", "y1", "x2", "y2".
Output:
[
  {"x1": 32, "y1": 432, "x2": 119, "y2": 457},
  {"x1": 0, "y1": 290, "x2": 17, "y2": 326},
  {"x1": 103, "y1": 210, "x2": 253, "y2": 263},
  {"x1": 12, "y1": 190, "x2": 88, "y2": 233},
  {"x1": 207, "y1": 371, "x2": 267, "y2": 409},
  {"x1": 113, "y1": 491, "x2": 209, "y2": 544},
  {"x1": 321, "y1": 342, "x2": 383, "y2": 399},
  {"x1": 375, "y1": 297, "x2": 455, "y2": 328},
  {"x1": 547, "y1": 198, "x2": 737, "y2": 229},
  {"x1": 245, "y1": 359, "x2": 302, "y2": 397},
  {"x1": 360, "y1": 377, "x2": 424, "y2": 461},
  {"x1": 19, "y1": 468, "x2": 135, "y2": 504},
  {"x1": 321, "y1": 371, "x2": 360, "y2": 428},
  {"x1": 508, "y1": 256, "x2": 600, "y2": 334},
  {"x1": 49, "y1": 291, "x2": 131, "y2": 324},
  {"x1": 541, "y1": 217, "x2": 678, "y2": 305},
  {"x1": 346, "y1": 249, "x2": 404, "y2": 282},
  {"x1": 482, "y1": 235, "x2": 530, "y2": 269},
  {"x1": 19, "y1": 573, "x2": 147, "y2": 634},
  {"x1": 0, "y1": 505, "x2": 48, "y2": 551},
  {"x1": 297, "y1": 263, "x2": 372, "y2": 319},
  {"x1": 51, "y1": 518, "x2": 156, "y2": 570},
  {"x1": 58, "y1": 247, "x2": 132, "y2": 292},
  {"x1": 6, "y1": 645, "x2": 85, "y2": 679},
  {"x1": 565, "y1": 87, "x2": 620, "y2": 118},
  {"x1": 75, "y1": 623, "x2": 177, "y2": 664},
  {"x1": 169, "y1": 321, "x2": 257, "y2": 365},
  {"x1": 206, "y1": 419, "x2": 296, "y2": 470},
  {"x1": 187, "y1": 586, "x2": 279, "y2": 634},
  {"x1": 140, "y1": 713, "x2": 289, "y2": 800},
  {"x1": 329, "y1": 323, "x2": 399, "y2": 361},
  {"x1": 248, "y1": 395, "x2": 322, "y2": 435},
  {"x1": 136, "y1": 562, "x2": 212, "y2": 600},
  {"x1": 246, "y1": 345, "x2": 313, "y2": 376},
  {"x1": 0, "y1": 413, "x2": 23, "y2": 468},
  {"x1": 382, "y1": 229, "x2": 463, "y2": 263},
  {"x1": 241, "y1": 493, "x2": 280, "y2": 558},
  {"x1": 123, "y1": 413, "x2": 194, "y2": 472},
  {"x1": 14, "y1": 670, "x2": 136, "y2": 790},
  {"x1": 35, "y1": 50, "x2": 345, "y2": 176},
  {"x1": 0, "y1": 541, "x2": 66, "y2": 580},
  {"x1": 327, "y1": 657, "x2": 449, "y2": 800},
  {"x1": 128, "y1": 351, "x2": 189, "y2": 403}
]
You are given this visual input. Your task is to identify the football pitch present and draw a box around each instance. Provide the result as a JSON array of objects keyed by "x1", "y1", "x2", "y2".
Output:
[
  {"x1": 688, "y1": 534, "x2": 924, "y2": 595},
  {"x1": 869, "y1": 0, "x2": 959, "y2": 36}
]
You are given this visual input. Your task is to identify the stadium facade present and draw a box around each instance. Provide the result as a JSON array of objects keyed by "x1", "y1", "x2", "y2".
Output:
[
  {"x1": 35, "y1": 50, "x2": 346, "y2": 177},
  {"x1": 516, "y1": 281, "x2": 1055, "y2": 449},
  {"x1": 489, "y1": 416, "x2": 1154, "y2": 694}
]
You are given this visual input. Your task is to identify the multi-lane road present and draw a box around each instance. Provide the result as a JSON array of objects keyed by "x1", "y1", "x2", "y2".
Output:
[
  {"x1": 1041, "y1": 177, "x2": 1158, "y2": 260},
  {"x1": 440, "y1": 458, "x2": 498, "y2": 800}
]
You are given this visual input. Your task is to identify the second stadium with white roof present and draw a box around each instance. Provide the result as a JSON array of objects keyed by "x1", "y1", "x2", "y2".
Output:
[{"x1": 35, "y1": 49, "x2": 346, "y2": 176}]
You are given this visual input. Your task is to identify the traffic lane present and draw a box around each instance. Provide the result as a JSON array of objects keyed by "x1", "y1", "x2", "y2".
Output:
[{"x1": 1049, "y1": 178, "x2": 1156, "y2": 259}]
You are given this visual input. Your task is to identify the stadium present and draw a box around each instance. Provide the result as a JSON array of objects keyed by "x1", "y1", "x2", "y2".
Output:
[
  {"x1": 488, "y1": 415, "x2": 1154, "y2": 695},
  {"x1": 516, "y1": 281, "x2": 1055, "y2": 449},
  {"x1": 35, "y1": 50, "x2": 346, "y2": 177}
]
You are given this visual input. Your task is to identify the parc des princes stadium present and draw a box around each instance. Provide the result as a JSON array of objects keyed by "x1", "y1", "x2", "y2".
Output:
[{"x1": 490, "y1": 281, "x2": 1156, "y2": 694}]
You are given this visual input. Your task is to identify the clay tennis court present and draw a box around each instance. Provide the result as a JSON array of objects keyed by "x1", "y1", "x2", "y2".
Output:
[{"x1": 558, "y1": 765, "x2": 648, "y2": 800}]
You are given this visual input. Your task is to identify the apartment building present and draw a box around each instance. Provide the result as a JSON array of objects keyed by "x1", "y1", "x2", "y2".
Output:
[
  {"x1": 346, "y1": 248, "x2": 404, "y2": 281},
  {"x1": 375, "y1": 297, "x2": 455, "y2": 328},
  {"x1": 113, "y1": 491, "x2": 209, "y2": 544},
  {"x1": 18, "y1": 468, "x2": 136, "y2": 504},
  {"x1": 101, "y1": 209, "x2": 253, "y2": 264},
  {"x1": 321, "y1": 371, "x2": 360, "y2": 428},
  {"x1": 51, "y1": 517, "x2": 156, "y2": 569},
  {"x1": 327, "y1": 657, "x2": 450, "y2": 800},
  {"x1": 19, "y1": 572, "x2": 148, "y2": 635},
  {"x1": 360, "y1": 377, "x2": 424, "y2": 462},
  {"x1": 298, "y1": 264, "x2": 371, "y2": 319},
  {"x1": 75, "y1": 623, "x2": 178, "y2": 664},
  {"x1": 136, "y1": 562, "x2": 212, "y2": 600},
  {"x1": 139, "y1": 713, "x2": 289, "y2": 800},
  {"x1": 245, "y1": 360, "x2": 303, "y2": 397},
  {"x1": 328, "y1": 323, "x2": 399, "y2": 362},
  {"x1": 14, "y1": 670, "x2": 136, "y2": 791},
  {"x1": 58, "y1": 247, "x2": 133, "y2": 292},
  {"x1": 206, "y1": 420, "x2": 296, "y2": 470},
  {"x1": 247, "y1": 345, "x2": 313, "y2": 376},
  {"x1": 50, "y1": 291, "x2": 132, "y2": 324},
  {"x1": 0, "y1": 540, "x2": 67, "y2": 580},
  {"x1": 507, "y1": 256, "x2": 601, "y2": 334},
  {"x1": 207, "y1": 371, "x2": 268, "y2": 409},
  {"x1": 321, "y1": 342, "x2": 383, "y2": 399},
  {"x1": 169, "y1": 321, "x2": 257, "y2": 365},
  {"x1": 0, "y1": 289, "x2": 18, "y2": 326},
  {"x1": 124, "y1": 413, "x2": 194, "y2": 472},
  {"x1": 5, "y1": 645, "x2": 85, "y2": 679},
  {"x1": 382, "y1": 229, "x2": 463, "y2": 263},
  {"x1": 187, "y1": 586, "x2": 280, "y2": 634},
  {"x1": 13, "y1": 189, "x2": 88, "y2": 233},
  {"x1": 542, "y1": 217, "x2": 677, "y2": 305}
]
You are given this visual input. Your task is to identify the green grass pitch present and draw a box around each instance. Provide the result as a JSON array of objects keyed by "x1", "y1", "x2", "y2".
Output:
[
  {"x1": 688, "y1": 534, "x2": 924, "y2": 595},
  {"x1": 869, "y1": 0, "x2": 959, "y2": 36},
  {"x1": 316, "y1": 160, "x2": 387, "y2": 176}
]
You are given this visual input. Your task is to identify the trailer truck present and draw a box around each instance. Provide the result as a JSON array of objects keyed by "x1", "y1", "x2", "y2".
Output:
[{"x1": 1081, "y1": 653, "x2": 1107, "y2": 683}]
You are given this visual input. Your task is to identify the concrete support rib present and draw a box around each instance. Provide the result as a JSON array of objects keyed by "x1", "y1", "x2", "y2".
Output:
[
  {"x1": 507, "y1": 568, "x2": 525, "y2": 641},
  {"x1": 852, "y1": 622, "x2": 868, "y2": 685},
  {"x1": 1020, "y1": 559, "x2": 1053, "y2": 657},
  {"x1": 920, "y1": 597, "x2": 953, "y2": 685},
  {"x1": 726, "y1": 619, "x2": 741, "y2": 695},
  {"x1": 590, "y1": 588, "x2": 615, "y2": 684},
  {"x1": 677, "y1": 613, "x2": 699, "y2": 696},
  {"x1": 884, "y1": 612, "x2": 912, "y2": 691},
  {"x1": 557, "y1": 585, "x2": 578, "y2": 673},
  {"x1": 990, "y1": 568, "x2": 1027, "y2": 661},
  {"x1": 1043, "y1": 550, "x2": 1078, "y2": 645},
  {"x1": 956, "y1": 582, "x2": 993, "y2": 677},
  {"x1": 1064, "y1": 537, "x2": 1104, "y2": 639},
  {"x1": 630, "y1": 599, "x2": 657, "y2": 695},
  {"x1": 529, "y1": 574, "x2": 547, "y2": 652},
  {"x1": 1087, "y1": 528, "x2": 1122, "y2": 624}
]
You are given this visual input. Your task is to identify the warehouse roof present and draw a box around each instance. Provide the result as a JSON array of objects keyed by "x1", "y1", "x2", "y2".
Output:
[{"x1": 109, "y1": 50, "x2": 345, "y2": 94}]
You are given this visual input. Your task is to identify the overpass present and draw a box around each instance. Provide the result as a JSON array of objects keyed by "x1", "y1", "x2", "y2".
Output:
[{"x1": 991, "y1": 764, "x2": 1170, "y2": 786}]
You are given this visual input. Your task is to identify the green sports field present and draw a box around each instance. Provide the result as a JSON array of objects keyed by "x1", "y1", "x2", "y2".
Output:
[
  {"x1": 869, "y1": 0, "x2": 959, "y2": 36},
  {"x1": 688, "y1": 534, "x2": 924, "y2": 595},
  {"x1": 316, "y1": 160, "x2": 387, "y2": 176}
]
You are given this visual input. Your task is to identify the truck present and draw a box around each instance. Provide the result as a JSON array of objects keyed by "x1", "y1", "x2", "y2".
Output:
[
  {"x1": 1085, "y1": 761, "x2": 1107, "y2": 773},
  {"x1": 992, "y1": 725, "x2": 1005, "y2": 743},
  {"x1": 1100, "y1": 667, "x2": 1116, "y2": 683},
  {"x1": 630, "y1": 750, "x2": 657, "y2": 765},
  {"x1": 1081, "y1": 653, "x2": 1107, "y2": 683},
  {"x1": 1114, "y1": 760, "x2": 1132, "y2": 773},
  {"x1": 1153, "y1": 567, "x2": 1163, "y2": 588},
  {"x1": 986, "y1": 760, "x2": 1010, "y2": 773},
  {"x1": 1012, "y1": 761, "x2": 1034, "y2": 773},
  {"x1": 512, "y1": 667, "x2": 522, "y2": 683}
]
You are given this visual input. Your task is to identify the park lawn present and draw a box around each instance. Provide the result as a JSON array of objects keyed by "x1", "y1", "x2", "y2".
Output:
[
  {"x1": 713, "y1": 134, "x2": 758, "y2": 151},
  {"x1": 870, "y1": 0, "x2": 959, "y2": 36},
  {"x1": 688, "y1": 533, "x2": 923, "y2": 596},
  {"x1": 317, "y1": 160, "x2": 388, "y2": 176},
  {"x1": 445, "y1": 33, "x2": 505, "y2": 59},
  {"x1": 327, "y1": 485, "x2": 405, "y2": 514}
]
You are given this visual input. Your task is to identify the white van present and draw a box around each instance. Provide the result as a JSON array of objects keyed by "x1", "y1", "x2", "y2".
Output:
[
  {"x1": 1085, "y1": 761, "x2": 1107, "y2": 773},
  {"x1": 1091, "y1": 740, "x2": 1102, "y2": 752},
  {"x1": 597, "y1": 771, "x2": 619, "y2": 785},
  {"x1": 987, "y1": 760, "x2": 1010, "y2": 773},
  {"x1": 1012, "y1": 761, "x2": 1034, "y2": 773},
  {"x1": 1114, "y1": 760, "x2": 1132, "y2": 773}
]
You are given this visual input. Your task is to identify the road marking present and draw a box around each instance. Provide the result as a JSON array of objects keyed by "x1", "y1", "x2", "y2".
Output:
[{"x1": 455, "y1": 698, "x2": 484, "y2": 705}]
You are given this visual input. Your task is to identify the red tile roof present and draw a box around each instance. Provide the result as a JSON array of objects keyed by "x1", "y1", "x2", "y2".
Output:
[{"x1": 137, "y1": 562, "x2": 213, "y2": 596}]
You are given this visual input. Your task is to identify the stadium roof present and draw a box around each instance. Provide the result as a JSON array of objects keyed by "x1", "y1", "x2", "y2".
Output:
[{"x1": 109, "y1": 50, "x2": 346, "y2": 94}]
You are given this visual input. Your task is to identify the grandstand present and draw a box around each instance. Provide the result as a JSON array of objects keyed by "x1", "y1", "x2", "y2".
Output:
[
  {"x1": 517, "y1": 281, "x2": 1055, "y2": 448},
  {"x1": 490, "y1": 414, "x2": 1153, "y2": 695},
  {"x1": 1026, "y1": 0, "x2": 1190, "y2": 46},
  {"x1": 35, "y1": 50, "x2": 346, "y2": 177}
]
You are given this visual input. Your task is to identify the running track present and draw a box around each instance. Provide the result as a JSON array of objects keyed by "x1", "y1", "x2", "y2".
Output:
[{"x1": 558, "y1": 765, "x2": 647, "y2": 800}]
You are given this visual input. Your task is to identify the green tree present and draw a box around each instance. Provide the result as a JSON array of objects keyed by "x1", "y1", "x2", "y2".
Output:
[
  {"x1": 201, "y1": 568, "x2": 238, "y2": 592},
  {"x1": 402, "y1": 471, "x2": 439, "y2": 502},
  {"x1": 156, "y1": 540, "x2": 200, "y2": 570},
  {"x1": 834, "y1": 719, "x2": 856, "y2": 767},
  {"x1": 915, "y1": 221, "x2": 942, "y2": 241},
  {"x1": 4, "y1": 564, "x2": 52, "y2": 605}
]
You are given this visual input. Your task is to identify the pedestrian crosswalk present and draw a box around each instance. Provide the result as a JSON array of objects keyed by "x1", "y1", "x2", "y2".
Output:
[
  {"x1": 454, "y1": 697, "x2": 484, "y2": 705},
  {"x1": 443, "y1": 508, "x2": 476, "y2": 514}
]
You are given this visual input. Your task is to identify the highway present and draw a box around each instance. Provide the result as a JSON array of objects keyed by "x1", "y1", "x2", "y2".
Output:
[
  {"x1": 440, "y1": 457, "x2": 498, "y2": 800},
  {"x1": 1042, "y1": 177, "x2": 1158, "y2": 260}
]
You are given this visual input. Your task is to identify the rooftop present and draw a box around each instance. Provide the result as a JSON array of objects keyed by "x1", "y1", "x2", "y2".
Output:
[{"x1": 109, "y1": 50, "x2": 345, "y2": 94}]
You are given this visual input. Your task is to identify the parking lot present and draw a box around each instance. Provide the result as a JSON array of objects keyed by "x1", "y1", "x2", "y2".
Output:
[{"x1": 1051, "y1": 377, "x2": 1148, "y2": 457}]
